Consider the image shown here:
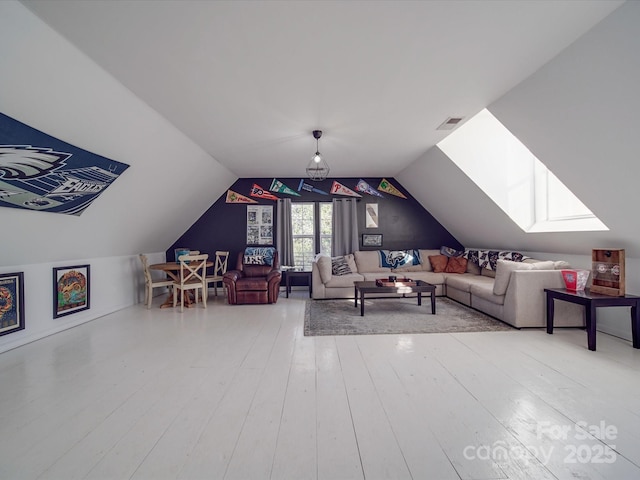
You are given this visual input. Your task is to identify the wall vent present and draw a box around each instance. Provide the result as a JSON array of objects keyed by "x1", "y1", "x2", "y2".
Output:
[{"x1": 437, "y1": 117, "x2": 464, "y2": 130}]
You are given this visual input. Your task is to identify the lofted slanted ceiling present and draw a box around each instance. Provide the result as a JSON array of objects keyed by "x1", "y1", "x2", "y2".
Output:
[
  {"x1": 8, "y1": 0, "x2": 637, "y2": 261},
  {"x1": 22, "y1": 0, "x2": 622, "y2": 178}
]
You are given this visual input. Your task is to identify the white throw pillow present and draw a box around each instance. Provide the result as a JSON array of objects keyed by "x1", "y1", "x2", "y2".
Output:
[
  {"x1": 317, "y1": 255, "x2": 332, "y2": 283},
  {"x1": 493, "y1": 260, "x2": 534, "y2": 296},
  {"x1": 345, "y1": 253, "x2": 358, "y2": 274},
  {"x1": 553, "y1": 260, "x2": 571, "y2": 269}
]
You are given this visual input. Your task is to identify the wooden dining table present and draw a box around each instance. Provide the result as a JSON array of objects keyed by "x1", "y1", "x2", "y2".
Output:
[{"x1": 149, "y1": 260, "x2": 213, "y2": 308}]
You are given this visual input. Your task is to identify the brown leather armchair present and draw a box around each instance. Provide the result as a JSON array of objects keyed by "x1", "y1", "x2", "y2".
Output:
[{"x1": 223, "y1": 249, "x2": 281, "y2": 304}]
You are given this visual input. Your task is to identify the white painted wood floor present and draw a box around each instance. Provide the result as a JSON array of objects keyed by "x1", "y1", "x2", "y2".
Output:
[{"x1": 1, "y1": 291, "x2": 640, "y2": 480}]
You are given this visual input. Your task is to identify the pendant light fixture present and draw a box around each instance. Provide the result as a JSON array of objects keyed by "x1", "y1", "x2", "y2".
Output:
[{"x1": 306, "y1": 129, "x2": 330, "y2": 181}]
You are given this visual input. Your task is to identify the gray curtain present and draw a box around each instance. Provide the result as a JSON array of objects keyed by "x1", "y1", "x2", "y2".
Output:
[
  {"x1": 332, "y1": 198, "x2": 359, "y2": 256},
  {"x1": 276, "y1": 198, "x2": 294, "y2": 267}
]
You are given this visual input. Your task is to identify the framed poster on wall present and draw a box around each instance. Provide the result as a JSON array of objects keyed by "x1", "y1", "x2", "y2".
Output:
[
  {"x1": 362, "y1": 234, "x2": 383, "y2": 247},
  {"x1": 365, "y1": 203, "x2": 379, "y2": 228},
  {"x1": 0, "y1": 272, "x2": 25, "y2": 337},
  {"x1": 247, "y1": 205, "x2": 273, "y2": 245},
  {"x1": 53, "y1": 265, "x2": 90, "y2": 318}
]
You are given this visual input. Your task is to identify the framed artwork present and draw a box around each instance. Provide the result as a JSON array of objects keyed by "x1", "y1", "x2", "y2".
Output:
[
  {"x1": 53, "y1": 265, "x2": 90, "y2": 318},
  {"x1": 0, "y1": 272, "x2": 25, "y2": 337},
  {"x1": 362, "y1": 233, "x2": 383, "y2": 247},
  {"x1": 365, "y1": 203, "x2": 379, "y2": 228},
  {"x1": 247, "y1": 205, "x2": 273, "y2": 245}
]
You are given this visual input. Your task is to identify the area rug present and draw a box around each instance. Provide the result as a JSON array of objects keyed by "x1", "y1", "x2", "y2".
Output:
[{"x1": 304, "y1": 297, "x2": 514, "y2": 336}]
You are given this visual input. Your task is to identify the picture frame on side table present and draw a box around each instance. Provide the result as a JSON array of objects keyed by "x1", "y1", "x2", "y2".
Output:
[
  {"x1": 362, "y1": 233, "x2": 383, "y2": 247},
  {"x1": 53, "y1": 265, "x2": 90, "y2": 318},
  {"x1": 0, "y1": 272, "x2": 25, "y2": 337}
]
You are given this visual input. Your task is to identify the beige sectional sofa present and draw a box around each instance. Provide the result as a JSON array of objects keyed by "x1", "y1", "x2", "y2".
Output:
[{"x1": 311, "y1": 249, "x2": 584, "y2": 329}]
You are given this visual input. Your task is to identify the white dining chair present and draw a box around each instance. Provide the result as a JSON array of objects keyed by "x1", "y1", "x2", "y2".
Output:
[
  {"x1": 173, "y1": 253, "x2": 209, "y2": 312},
  {"x1": 139, "y1": 254, "x2": 174, "y2": 309},
  {"x1": 206, "y1": 251, "x2": 230, "y2": 297}
]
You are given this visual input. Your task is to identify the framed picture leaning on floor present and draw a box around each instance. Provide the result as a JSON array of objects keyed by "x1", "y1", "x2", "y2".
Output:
[
  {"x1": 53, "y1": 265, "x2": 90, "y2": 318},
  {"x1": 0, "y1": 272, "x2": 25, "y2": 336}
]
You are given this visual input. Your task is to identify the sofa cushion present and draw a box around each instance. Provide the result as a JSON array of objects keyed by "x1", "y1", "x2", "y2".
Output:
[
  {"x1": 428, "y1": 255, "x2": 449, "y2": 273},
  {"x1": 354, "y1": 250, "x2": 391, "y2": 273},
  {"x1": 466, "y1": 260, "x2": 481, "y2": 275},
  {"x1": 325, "y1": 273, "x2": 365, "y2": 288},
  {"x1": 445, "y1": 256, "x2": 467, "y2": 274},
  {"x1": 393, "y1": 263, "x2": 424, "y2": 273},
  {"x1": 446, "y1": 273, "x2": 494, "y2": 293},
  {"x1": 531, "y1": 260, "x2": 556, "y2": 270},
  {"x1": 332, "y1": 256, "x2": 352, "y2": 276},
  {"x1": 471, "y1": 282, "x2": 505, "y2": 305},
  {"x1": 493, "y1": 260, "x2": 535, "y2": 295},
  {"x1": 317, "y1": 255, "x2": 332, "y2": 283},
  {"x1": 418, "y1": 249, "x2": 441, "y2": 271},
  {"x1": 400, "y1": 271, "x2": 446, "y2": 285},
  {"x1": 481, "y1": 268, "x2": 496, "y2": 278}
]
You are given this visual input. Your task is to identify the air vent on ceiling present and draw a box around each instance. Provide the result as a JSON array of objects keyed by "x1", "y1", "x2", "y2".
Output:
[{"x1": 437, "y1": 117, "x2": 464, "y2": 131}]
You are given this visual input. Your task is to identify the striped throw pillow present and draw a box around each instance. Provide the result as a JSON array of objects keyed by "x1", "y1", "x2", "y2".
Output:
[{"x1": 331, "y1": 256, "x2": 352, "y2": 276}]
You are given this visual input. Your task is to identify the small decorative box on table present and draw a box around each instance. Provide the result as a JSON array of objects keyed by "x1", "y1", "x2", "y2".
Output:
[
  {"x1": 375, "y1": 278, "x2": 416, "y2": 287},
  {"x1": 591, "y1": 248, "x2": 625, "y2": 296}
]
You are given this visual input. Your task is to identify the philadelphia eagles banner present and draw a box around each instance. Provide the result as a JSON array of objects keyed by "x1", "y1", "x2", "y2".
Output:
[{"x1": 0, "y1": 112, "x2": 130, "y2": 216}]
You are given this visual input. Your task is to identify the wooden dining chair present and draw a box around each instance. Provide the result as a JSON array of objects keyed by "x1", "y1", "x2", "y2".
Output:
[
  {"x1": 206, "y1": 251, "x2": 230, "y2": 297},
  {"x1": 139, "y1": 254, "x2": 174, "y2": 309},
  {"x1": 173, "y1": 253, "x2": 209, "y2": 312}
]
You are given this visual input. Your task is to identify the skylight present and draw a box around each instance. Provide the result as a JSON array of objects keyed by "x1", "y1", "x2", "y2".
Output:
[{"x1": 437, "y1": 109, "x2": 607, "y2": 233}]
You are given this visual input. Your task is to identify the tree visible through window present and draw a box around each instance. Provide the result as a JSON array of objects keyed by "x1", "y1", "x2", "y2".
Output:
[{"x1": 291, "y1": 202, "x2": 332, "y2": 270}]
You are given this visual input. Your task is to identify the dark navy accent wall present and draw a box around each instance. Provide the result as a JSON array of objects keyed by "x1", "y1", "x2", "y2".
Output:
[{"x1": 167, "y1": 177, "x2": 463, "y2": 267}]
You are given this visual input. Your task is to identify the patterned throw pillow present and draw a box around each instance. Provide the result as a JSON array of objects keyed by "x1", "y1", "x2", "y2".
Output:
[
  {"x1": 464, "y1": 249, "x2": 529, "y2": 271},
  {"x1": 331, "y1": 256, "x2": 352, "y2": 276},
  {"x1": 244, "y1": 247, "x2": 275, "y2": 266},
  {"x1": 379, "y1": 249, "x2": 421, "y2": 269},
  {"x1": 244, "y1": 254, "x2": 265, "y2": 265}
]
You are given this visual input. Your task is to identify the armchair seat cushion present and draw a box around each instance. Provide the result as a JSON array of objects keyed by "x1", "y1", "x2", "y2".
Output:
[{"x1": 236, "y1": 277, "x2": 269, "y2": 291}]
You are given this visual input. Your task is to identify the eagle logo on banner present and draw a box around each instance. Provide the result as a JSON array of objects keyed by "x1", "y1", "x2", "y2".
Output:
[
  {"x1": 0, "y1": 112, "x2": 129, "y2": 216},
  {"x1": 0, "y1": 146, "x2": 70, "y2": 179}
]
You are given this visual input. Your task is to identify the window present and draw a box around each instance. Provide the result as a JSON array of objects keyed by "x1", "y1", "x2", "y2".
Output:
[
  {"x1": 291, "y1": 202, "x2": 332, "y2": 270},
  {"x1": 437, "y1": 108, "x2": 607, "y2": 233},
  {"x1": 319, "y1": 202, "x2": 333, "y2": 255}
]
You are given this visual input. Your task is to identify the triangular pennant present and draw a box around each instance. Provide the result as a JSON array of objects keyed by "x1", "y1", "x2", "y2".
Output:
[
  {"x1": 298, "y1": 179, "x2": 329, "y2": 195},
  {"x1": 356, "y1": 179, "x2": 384, "y2": 198},
  {"x1": 250, "y1": 183, "x2": 279, "y2": 201},
  {"x1": 377, "y1": 178, "x2": 407, "y2": 199},
  {"x1": 269, "y1": 178, "x2": 301, "y2": 196},
  {"x1": 329, "y1": 180, "x2": 361, "y2": 197},
  {"x1": 226, "y1": 189, "x2": 258, "y2": 204}
]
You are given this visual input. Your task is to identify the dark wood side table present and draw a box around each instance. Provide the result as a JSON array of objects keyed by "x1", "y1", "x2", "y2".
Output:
[
  {"x1": 285, "y1": 270, "x2": 312, "y2": 298},
  {"x1": 545, "y1": 288, "x2": 640, "y2": 351}
]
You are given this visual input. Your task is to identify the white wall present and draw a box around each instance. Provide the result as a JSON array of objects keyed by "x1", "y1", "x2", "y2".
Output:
[
  {"x1": 0, "y1": 1, "x2": 236, "y2": 351},
  {"x1": 400, "y1": 2, "x2": 640, "y2": 259},
  {"x1": 0, "y1": 251, "x2": 167, "y2": 353},
  {"x1": 398, "y1": 2, "x2": 640, "y2": 343}
]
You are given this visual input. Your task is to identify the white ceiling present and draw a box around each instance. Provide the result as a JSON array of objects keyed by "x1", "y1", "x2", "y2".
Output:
[{"x1": 22, "y1": 0, "x2": 622, "y2": 179}]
